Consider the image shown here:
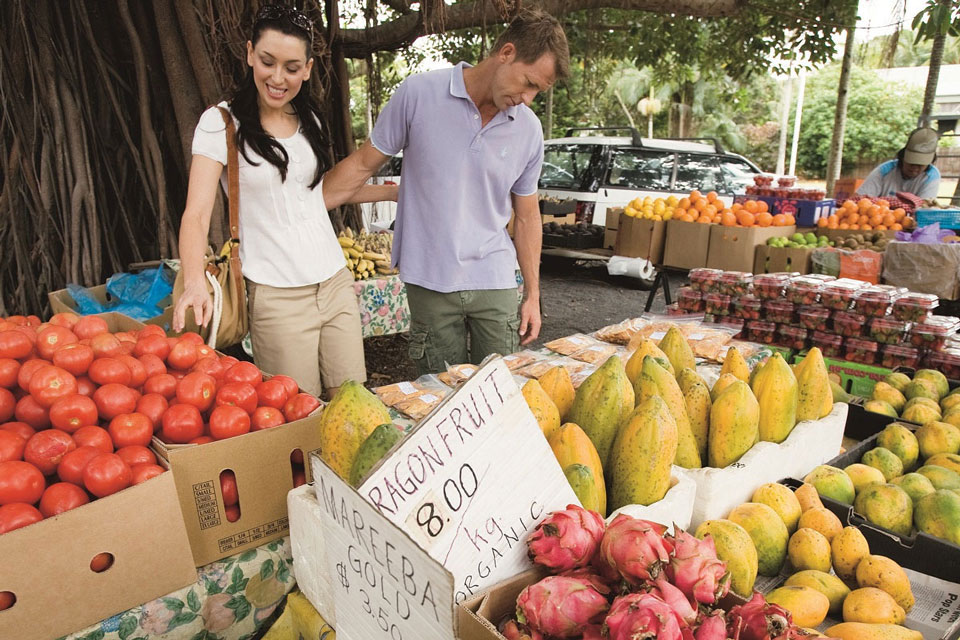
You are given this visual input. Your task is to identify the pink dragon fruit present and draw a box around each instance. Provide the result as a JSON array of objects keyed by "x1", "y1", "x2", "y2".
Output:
[
  {"x1": 498, "y1": 617, "x2": 544, "y2": 640},
  {"x1": 694, "y1": 612, "x2": 728, "y2": 640},
  {"x1": 727, "y1": 592, "x2": 808, "y2": 640},
  {"x1": 647, "y1": 575, "x2": 698, "y2": 625},
  {"x1": 559, "y1": 567, "x2": 615, "y2": 596},
  {"x1": 599, "y1": 515, "x2": 675, "y2": 585},
  {"x1": 516, "y1": 575, "x2": 610, "y2": 638},
  {"x1": 581, "y1": 624, "x2": 604, "y2": 640},
  {"x1": 604, "y1": 593, "x2": 690, "y2": 640},
  {"x1": 666, "y1": 530, "x2": 731, "y2": 605},
  {"x1": 527, "y1": 504, "x2": 606, "y2": 571}
]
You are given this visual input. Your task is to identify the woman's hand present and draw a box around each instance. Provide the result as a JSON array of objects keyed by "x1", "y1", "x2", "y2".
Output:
[{"x1": 173, "y1": 280, "x2": 213, "y2": 333}]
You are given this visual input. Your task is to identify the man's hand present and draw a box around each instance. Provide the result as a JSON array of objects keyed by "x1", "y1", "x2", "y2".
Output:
[{"x1": 519, "y1": 295, "x2": 541, "y2": 345}]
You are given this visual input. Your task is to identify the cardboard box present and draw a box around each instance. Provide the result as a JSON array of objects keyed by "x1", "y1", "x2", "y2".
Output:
[
  {"x1": 705, "y1": 225, "x2": 796, "y2": 273},
  {"x1": 614, "y1": 216, "x2": 666, "y2": 262},
  {"x1": 0, "y1": 469, "x2": 197, "y2": 640},
  {"x1": 153, "y1": 412, "x2": 324, "y2": 566},
  {"x1": 663, "y1": 220, "x2": 712, "y2": 270},
  {"x1": 753, "y1": 244, "x2": 814, "y2": 274},
  {"x1": 48, "y1": 283, "x2": 173, "y2": 330},
  {"x1": 833, "y1": 177, "x2": 864, "y2": 202},
  {"x1": 605, "y1": 207, "x2": 623, "y2": 230},
  {"x1": 824, "y1": 356, "x2": 891, "y2": 398},
  {"x1": 541, "y1": 213, "x2": 575, "y2": 225},
  {"x1": 603, "y1": 228, "x2": 617, "y2": 250}
]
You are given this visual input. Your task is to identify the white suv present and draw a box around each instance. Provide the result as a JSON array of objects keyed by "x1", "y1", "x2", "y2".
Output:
[{"x1": 538, "y1": 128, "x2": 762, "y2": 226}]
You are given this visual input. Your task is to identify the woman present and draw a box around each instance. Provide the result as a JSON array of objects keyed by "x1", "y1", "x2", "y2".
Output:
[{"x1": 173, "y1": 4, "x2": 394, "y2": 399}]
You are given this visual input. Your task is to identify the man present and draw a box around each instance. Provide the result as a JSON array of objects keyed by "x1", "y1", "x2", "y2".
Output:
[
  {"x1": 857, "y1": 127, "x2": 941, "y2": 200},
  {"x1": 324, "y1": 9, "x2": 569, "y2": 374}
]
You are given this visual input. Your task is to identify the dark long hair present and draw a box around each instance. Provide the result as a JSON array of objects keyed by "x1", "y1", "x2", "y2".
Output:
[{"x1": 230, "y1": 11, "x2": 329, "y2": 188}]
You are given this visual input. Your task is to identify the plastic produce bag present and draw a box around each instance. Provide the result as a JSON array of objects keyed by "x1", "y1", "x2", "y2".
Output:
[
  {"x1": 810, "y1": 248, "x2": 841, "y2": 277},
  {"x1": 894, "y1": 222, "x2": 953, "y2": 244},
  {"x1": 67, "y1": 265, "x2": 173, "y2": 321},
  {"x1": 66, "y1": 283, "x2": 109, "y2": 315}
]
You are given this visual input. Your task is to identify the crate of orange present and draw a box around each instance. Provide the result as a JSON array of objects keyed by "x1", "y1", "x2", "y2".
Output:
[
  {"x1": 677, "y1": 191, "x2": 795, "y2": 228},
  {"x1": 818, "y1": 198, "x2": 915, "y2": 236}
]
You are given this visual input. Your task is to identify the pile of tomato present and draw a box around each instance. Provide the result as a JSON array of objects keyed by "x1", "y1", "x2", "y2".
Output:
[{"x1": 0, "y1": 312, "x2": 320, "y2": 535}]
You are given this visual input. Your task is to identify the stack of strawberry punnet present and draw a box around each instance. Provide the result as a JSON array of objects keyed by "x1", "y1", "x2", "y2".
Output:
[{"x1": 500, "y1": 505, "x2": 816, "y2": 640}]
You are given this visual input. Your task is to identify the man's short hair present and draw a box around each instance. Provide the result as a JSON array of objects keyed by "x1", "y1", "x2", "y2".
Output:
[{"x1": 491, "y1": 8, "x2": 570, "y2": 82}]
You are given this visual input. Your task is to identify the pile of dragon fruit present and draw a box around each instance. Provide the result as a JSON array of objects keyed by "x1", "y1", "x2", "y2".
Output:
[{"x1": 501, "y1": 505, "x2": 816, "y2": 640}]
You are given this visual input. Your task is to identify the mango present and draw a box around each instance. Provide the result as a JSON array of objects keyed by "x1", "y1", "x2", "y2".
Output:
[
  {"x1": 914, "y1": 369, "x2": 949, "y2": 399},
  {"x1": 728, "y1": 502, "x2": 789, "y2": 576},
  {"x1": 905, "y1": 396, "x2": 942, "y2": 415},
  {"x1": 916, "y1": 464, "x2": 960, "y2": 490},
  {"x1": 797, "y1": 506, "x2": 843, "y2": 541},
  {"x1": 794, "y1": 347, "x2": 833, "y2": 422},
  {"x1": 607, "y1": 395, "x2": 677, "y2": 509},
  {"x1": 625, "y1": 339, "x2": 674, "y2": 384},
  {"x1": 805, "y1": 465, "x2": 856, "y2": 505},
  {"x1": 944, "y1": 410, "x2": 960, "y2": 429},
  {"x1": 831, "y1": 379, "x2": 852, "y2": 404},
  {"x1": 752, "y1": 482, "x2": 802, "y2": 533},
  {"x1": 788, "y1": 527, "x2": 832, "y2": 573},
  {"x1": 915, "y1": 421, "x2": 960, "y2": 458},
  {"x1": 567, "y1": 355, "x2": 634, "y2": 466},
  {"x1": 711, "y1": 372, "x2": 741, "y2": 402},
  {"x1": 538, "y1": 366, "x2": 575, "y2": 421},
  {"x1": 694, "y1": 519, "x2": 758, "y2": 598},
  {"x1": 844, "y1": 463, "x2": 886, "y2": 494},
  {"x1": 563, "y1": 464, "x2": 604, "y2": 513},
  {"x1": 752, "y1": 353, "x2": 799, "y2": 444},
  {"x1": 676, "y1": 368, "x2": 710, "y2": 460},
  {"x1": 522, "y1": 379, "x2": 561, "y2": 441},
  {"x1": 870, "y1": 382, "x2": 906, "y2": 414},
  {"x1": 901, "y1": 402, "x2": 942, "y2": 425},
  {"x1": 890, "y1": 473, "x2": 936, "y2": 504},
  {"x1": 856, "y1": 555, "x2": 915, "y2": 613},
  {"x1": 765, "y1": 585, "x2": 830, "y2": 628},
  {"x1": 904, "y1": 378, "x2": 939, "y2": 402},
  {"x1": 795, "y1": 482, "x2": 824, "y2": 512},
  {"x1": 842, "y1": 588, "x2": 906, "y2": 624},
  {"x1": 785, "y1": 570, "x2": 851, "y2": 616},
  {"x1": 940, "y1": 392, "x2": 960, "y2": 414},
  {"x1": 826, "y1": 623, "x2": 921, "y2": 640},
  {"x1": 914, "y1": 489, "x2": 960, "y2": 545},
  {"x1": 926, "y1": 452, "x2": 960, "y2": 475},
  {"x1": 349, "y1": 423, "x2": 405, "y2": 487},
  {"x1": 884, "y1": 372, "x2": 912, "y2": 393},
  {"x1": 861, "y1": 447, "x2": 904, "y2": 482},
  {"x1": 658, "y1": 326, "x2": 695, "y2": 376},
  {"x1": 720, "y1": 346, "x2": 751, "y2": 382},
  {"x1": 549, "y1": 423, "x2": 607, "y2": 516},
  {"x1": 634, "y1": 356, "x2": 701, "y2": 468},
  {"x1": 831, "y1": 526, "x2": 870, "y2": 587},
  {"x1": 319, "y1": 380, "x2": 392, "y2": 480},
  {"x1": 863, "y1": 400, "x2": 898, "y2": 418},
  {"x1": 876, "y1": 423, "x2": 920, "y2": 472},
  {"x1": 853, "y1": 484, "x2": 913, "y2": 537},
  {"x1": 708, "y1": 380, "x2": 760, "y2": 468}
]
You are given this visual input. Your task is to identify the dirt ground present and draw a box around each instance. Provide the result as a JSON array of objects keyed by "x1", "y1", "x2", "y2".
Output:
[{"x1": 363, "y1": 255, "x2": 678, "y2": 386}]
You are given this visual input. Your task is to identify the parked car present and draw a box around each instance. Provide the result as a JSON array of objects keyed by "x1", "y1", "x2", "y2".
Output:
[{"x1": 538, "y1": 127, "x2": 762, "y2": 226}]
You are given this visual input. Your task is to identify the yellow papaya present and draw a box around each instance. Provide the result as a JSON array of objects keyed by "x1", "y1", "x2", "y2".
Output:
[
  {"x1": 720, "y1": 346, "x2": 751, "y2": 382},
  {"x1": 625, "y1": 339, "x2": 674, "y2": 384},
  {"x1": 548, "y1": 422, "x2": 606, "y2": 516},
  {"x1": 538, "y1": 365, "x2": 576, "y2": 422},
  {"x1": 711, "y1": 372, "x2": 740, "y2": 402},
  {"x1": 694, "y1": 519, "x2": 758, "y2": 597},
  {"x1": 567, "y1": 355, "x2": 634, "y2": 466},
  {"x1": 708, "y1": 380, "x2": 760, "y2": 468},
  {"x1": 563, "y1": 463, "x2": 604, "y2": 513},
  {"x1": 634, "y1": 356, "x2": 701, "y2": 468},
  {"x1": 522, "y1": 379, "x2": 561, "y2": 441},
  {"x1": 658, "y1": 326, "x2": 695, "y2": 375},
  {"x1": 607, "y1": 395, "x2": 678, "y2": 509},
  {"x1": 752, "y1": 352, "x2": 799, "y2": 443},
  {"x1": 349, "y1": 423, "x2": 404, "y2": 487},
  {"x1": 319, "y1": 380, "x2": 392, "y2": 480},
  {"x1": 677, "y1": 367, "x2": 711, "y2": 461},
  {"x1": 794, "y1": 347, "x2": 834, "y2": 422}
]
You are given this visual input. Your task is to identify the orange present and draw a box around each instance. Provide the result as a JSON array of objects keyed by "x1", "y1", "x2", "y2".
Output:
[
  {"x1": 731, "y1": 203, "x2": 743, "y2": 212},
  {"x1": 876, "y1": 225, "x2": 888, "y2": 231},
  {"x1": 737, "y1": 210, "x2": 756, "y2": 227},
  {"x1": 881, "y1": 213, "x2": 895, "y2": 227},
  {"x1": 891, "y1": 223, "x2": 903, "y2": 231},
  {"x1": 704, "y1": 204, "x2": 717, "y2": 217},
  {"x1": 858, "y1": 199, "x2": 872, "y2": 212},
  {"x1": 843, "y1": 200, "x2": 857, "y2": 211},
  {"x1": 860, "y1": 224, "x2": 872, "y2": 230},
  {"x1": 721, "y1": 211, "x2": 737, "y2": 226},
  {"x1": 679, "y1": 198, "x2": 691, "y2": 209},
  {"x1": 893, "y1": 208, "x2": 905, "y2": 221},
  {"x1": 706, "y1": 191, "x2": 719, "y2": 202},
  {"x1": 817, "y1": 217, "x2": 829, "y2": 228},
  {"x1": 869, "y1": 215, "x2": 883, "y2": 227},
  {"x1": 827, "y1": 218, "x2": 839, "y2": 229},
  {"x1": 839, "y1": 223, "x2": 850, "y2": 230},
  {"x1": 847, "y1": 213, "x2": 859, "y2": 225},
  {"x1": 694, "y1": 199, "x2": 707, "y2": 213},
  {"x1": 784, "y1": 214, "x2": 795, "y2": 225},
  {"x1": 757, "y1": 200, "x2": 769, "y2": 213},
  {"x1": 877, "y1": 199, "x2": 889, "y2": 208},
  {"x1": 689, "y1": 190, "x2": 702, "y2": 203},
  {"x1": 744, "y1": 200, "x2": 759, "y2": 214},
  {"x1": 697, "y1": 216, "x2": 712, "y2": 224},
  {"x1": 772, "y1": 213, "x2": 787, "y2": 226}
]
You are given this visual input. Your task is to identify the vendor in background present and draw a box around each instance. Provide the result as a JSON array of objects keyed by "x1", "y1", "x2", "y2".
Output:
[
  {"x1": 857, "y1": 127, "x2": 941, "y2": 200},
  {"x1": 173, "y1": 5, "x2": 396, "y2": 400},
  {"x1": 321, "y1": 9, "x2": 570, "y2": 374}
]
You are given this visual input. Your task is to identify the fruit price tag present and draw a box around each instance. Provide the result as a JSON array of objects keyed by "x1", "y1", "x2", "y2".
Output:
[{"x1": 397, "y1": 381, "x2": 417, "y2": 395}]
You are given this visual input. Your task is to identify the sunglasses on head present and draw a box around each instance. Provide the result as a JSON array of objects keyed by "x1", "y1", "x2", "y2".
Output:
[{"x1": 256, "y1": 4, "x2": 313, "y2": 35}]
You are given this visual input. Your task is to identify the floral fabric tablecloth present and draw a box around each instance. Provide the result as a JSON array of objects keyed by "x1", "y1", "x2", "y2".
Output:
[
  {"x1": 63, "y1": 538, "x2": 296, "y2": 640},
  {"x1": 353, "y1": 274, "x2": 409, "y2": 338}
]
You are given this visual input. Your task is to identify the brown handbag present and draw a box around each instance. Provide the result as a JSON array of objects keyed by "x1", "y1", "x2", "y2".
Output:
[{"x1": 173, "y1": 106, "x2": 248, "y2": 348}]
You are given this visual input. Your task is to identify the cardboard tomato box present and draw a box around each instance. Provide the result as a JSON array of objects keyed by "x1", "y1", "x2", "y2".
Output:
[
  {"x1": 0, "y1": 468, "x2": 196, "y2": 640},
  {"x1": 48, "y1": 284, "x2": 173, "y2": 330},
  {"x1": 705, "y1": 224, "x2": 796, "y2": 273},
  {"x1": 663, "y1": 220, "x2": 712, "y2": 270},
  {"x1": 615, "y1": 214, "x2": 666, "y2": 263}
]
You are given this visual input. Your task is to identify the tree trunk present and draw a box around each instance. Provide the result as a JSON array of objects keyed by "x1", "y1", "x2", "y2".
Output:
[
  {"x1": 825, "y1": 25, "x2": 856, "y2": 196},
  {"x1": 544, "y1": 86, "x2": 554, "y2": 140},
  {"x1": 920, "y1": 31, "x2": 945, "y2": 125},
  {"x1": 775, "y1": 75, "x2": 793, "y2": 175}
]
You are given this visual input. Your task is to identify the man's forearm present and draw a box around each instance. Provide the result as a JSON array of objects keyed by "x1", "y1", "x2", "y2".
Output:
[
  {"x1": 514, "y1": 212, "x2": 542, "y2": 300},
  {"x1": 346, "y1": 184, "x2": 397, "y2": 204},
  {"x1": 323, "y1": 141, "x2": 390, "y2": 210}
]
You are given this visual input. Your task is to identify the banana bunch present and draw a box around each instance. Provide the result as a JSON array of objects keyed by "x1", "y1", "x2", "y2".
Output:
[{"x1": 337, "y1": 227, "x2": 398, "y2": 280}]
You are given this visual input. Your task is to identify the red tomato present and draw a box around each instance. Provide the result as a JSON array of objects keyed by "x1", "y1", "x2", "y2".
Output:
[
  {"x1": 107, "y1": 413, "x2": 153, "y2": 448},
  {"x1": 176, "y1": 372, "x2": 217, "y2": 411},
  {"x1": 216, "y1": 382, "x2": 258, "y2": 415},
  {"x1": 283, "y1": 393, "x2": 321, "y2": 422},
  {"x1": 209, "y1": 405, "x2": 251, "y2": 440},
  {"x1": 292, "y1": 468, "x2": 306, "y2": 487},
  {"x1": 12, "y1": 325, "x2": 37, "y2": 345},
  {"x1": 196, "y1": 345, "x2": 216, "y2": 360},
  {"x1": 225, "y1": 504, "x2": 240, "y2": 522},
  {"x1": 223, "y1": 361, "x2": 262, "y2": 386},
  {"x1": 93, "y1": 383, "x2": 141, "y2": 421},
  {"x1": 256, "y1": 379, "x2": 289, "y2": 410},
  {"x1": 138, "y1": 353, "x2": 167, "y2": 379},
  {"x1": 161, "y1": 404, "x2": 204, "y2": 443},
  {"x1": 57, "y1": 446, "x2": 103, "y2": 485},
  {"x1": 0, "y1": 422, "x2": 34, "y2": 441},
  {"x1": 87, "y1": 357, "x2": 132, "y2": 386},
  {"x1": 131, "y1": 463, "x2": 164, "y2": 485},
  {"x1": 89, "y1": 333, "x2": 123, "y2": 358},
  {"x1": 52, "y1": 343, "x2": 95, "y2": 376},
  {"x1": 113, "y1": 331, "x2": 138, "y2": 344},
  {"x1": 133, "y1": 334, "x2": 170, "y2": 360},
  {"x1": 26, "y1": 316, "x2": 41, "y2": 327},
  {"x1": 136, "y1": 393, "x2": 168, "y2": 430},
  {"x1": 271, "y1": 375, "x2": 300, "y2": 398},
  {"x1": 75, "y1": 376, "x2": 96, "y2": 397},
  {"x1": 72, "y1": 426, "x2": 113, "y2": 453},
  {"x1": 0, "y1": 358, "x2": 20, "y2": 388},
  {"x1": 23, "y1": 429, "x2": 77, "y2": 475},
  {"x1": 83, "y1": 452, "x2": 132, "y2": 498},
  {"x1": 0, "y1": 503, "x2": 43, "y2": 533},
  {"x1": 28, "y1": 365, "x2": 78, "y2": 408},
  {"x1": 0, "y1": 431, "x2": 25, "y2": 463},
  {"x1": 36, "y1": 325, "x2": 78, "y2": 360},
  {"x1": 191, "y1": 356, "x2": 225, "y2": 380},
  {"x1": 115, "y1": 445, "x2": 156, "y2": 468},
  {"x1": 15, "y1": 395, "x2": 50, "y2": 430},
  {"x1": 49, "y1": 394, "x2": 98, "y2": 433},
  {"x1": 167, "y1": 340, "x2": 199, "y2": 371},
  {"x1": 117, "y1": 356, "x2": 147, "y2": 388},
  {"x1": 0, "y1": 388, "x2": 14, "y2": 423},
  {"x1": 179, "y1": 332, "x2": 204, "y2": 345},
  {"x1": 39, "y1": 482, "x2": 90, "y2": 517},
  {"x1": 143, "y1": 373, "x2": 177, "y2": 399},
  {"x1": 48, "y1": 312, "x2": 79, "y2": 329},
  {"x1": 0, "y1": 330, "x2": 33, "y2": 360},
  {"x1": 72, "y1": 316, "x2": 109, "y2": 340},
  {"x1": 17, "y1": 359, "x2": 49, "y2": 393},
  {"x1": 169, "y1": 370, "x2": 187, "y2": 382},
  {"x1": 219, "y1": 355, "x2": 240, "y2": 371},
  {"x1": 0, "y1": 460, "x2": 45, "y2": 505},
  {"x1": 138, "y1": 325, "x2": 167, "y2": 340},
  {"x1": 251, "y1": 406, "x2": 285, "y2": 431},
  {"x1": 220, "y1": 469, "x2": 238, "y2": 506}
]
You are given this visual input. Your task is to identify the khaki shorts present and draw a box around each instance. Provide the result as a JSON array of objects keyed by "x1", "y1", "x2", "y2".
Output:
[{"x1": 246, "y1": 268, "x2": 366, "y2": 397}]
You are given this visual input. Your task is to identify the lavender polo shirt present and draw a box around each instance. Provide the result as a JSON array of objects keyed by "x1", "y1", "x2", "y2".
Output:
[{"x1": 370, "y1": 62, "x2": 544, "y2": 293}]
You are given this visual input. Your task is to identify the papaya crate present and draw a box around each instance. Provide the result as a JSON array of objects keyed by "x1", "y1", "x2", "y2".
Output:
[
  {"x1": 0, "y1": 462, "x2": 196, "y2": 640},
  {"x1": 605, "y1": 473, "x2": 696, "y2": 532}
]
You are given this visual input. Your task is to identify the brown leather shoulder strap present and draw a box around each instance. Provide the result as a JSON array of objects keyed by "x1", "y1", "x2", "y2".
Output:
[{"x1": 217, "y1": 106, "x2": 240, "y2": 242}]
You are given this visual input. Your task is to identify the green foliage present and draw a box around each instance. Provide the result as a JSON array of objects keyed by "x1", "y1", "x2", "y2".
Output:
[
  {"x1": 912, "y1": 0, "x2": 960, "y2": 42},
  {"x1": 791, "y1": 65, "x2": 922, "y2": 176},
  {"x1": 856, "y1": 28, "x2": 960, "y2": 68}
]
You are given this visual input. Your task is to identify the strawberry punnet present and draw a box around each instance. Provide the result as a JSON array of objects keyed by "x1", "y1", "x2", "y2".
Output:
[
  {"x1": 603, "y1": 593, "x2": 690, "y2": 640},
  {"x1": 516, "y1": 575, "x2": 610, "y2": 638},
  {"x1": 665, "y1": 530, "x2": 731, "y2": 606},
  {"x1": 599, "y1": 515, "x2": 675, "y2": 585},
  {"x1": 527, "y1": 504, "x2": 606, "y2": 572}
]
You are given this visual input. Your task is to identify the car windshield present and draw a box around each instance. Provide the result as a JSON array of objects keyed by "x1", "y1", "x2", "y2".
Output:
[
  {"x1": 674, "y1": 153, "x2": 726, "y2": 193},
  {"x1": 605, "y1": 148, "x2": 673, "y2": 190},
  {"x1": 719, "y1": 157, "x2": 759, "y2": 193},
  {"x1": 539, "y1": 144, "x2": 597, "y2": 189}
]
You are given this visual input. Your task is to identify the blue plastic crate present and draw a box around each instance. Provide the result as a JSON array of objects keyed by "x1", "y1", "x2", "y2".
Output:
[
  {"x1": 916, "y1": 208, "x2": 960, "y2": 230},
  {"x1": 774, "y1": 199, "x2": 836, "y2": 227}
]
